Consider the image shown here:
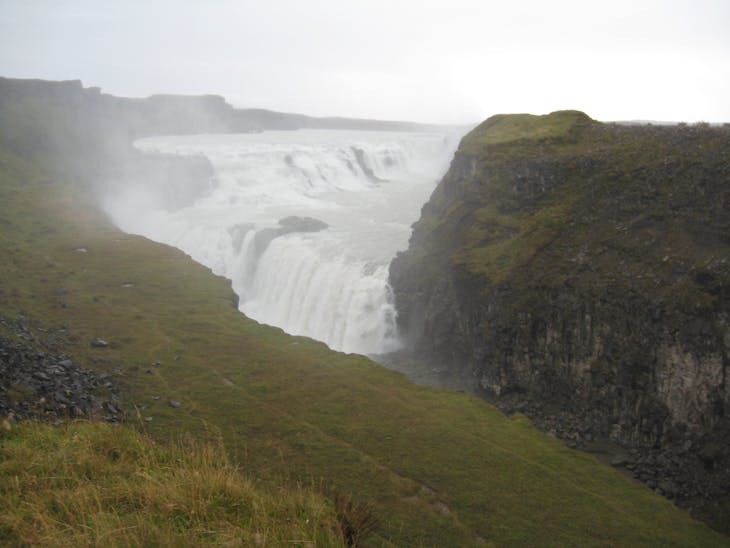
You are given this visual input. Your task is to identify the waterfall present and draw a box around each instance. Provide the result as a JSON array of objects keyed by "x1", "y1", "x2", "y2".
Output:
[{"x1": 104, "y1": 129, "x2": 457, "y2": 355}]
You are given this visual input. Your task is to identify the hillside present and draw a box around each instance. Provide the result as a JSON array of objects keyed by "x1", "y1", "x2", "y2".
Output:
[
  {"x1": 389, "y1": 110, "x2": 730, "y2": 532},
  {"x1": 0, "y1": 421, "x2": 349, "y2": 546},
  {"x1": 0, "y1": 80, "x2": 728, "y2": 545}
]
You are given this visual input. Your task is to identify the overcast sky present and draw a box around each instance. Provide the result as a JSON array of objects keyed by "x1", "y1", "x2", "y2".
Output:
[{"x1": 1, "y1": 0, "x2": 729, "y2": 124}]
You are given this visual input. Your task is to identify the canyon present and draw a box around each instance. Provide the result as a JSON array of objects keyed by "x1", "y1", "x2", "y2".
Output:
[{"x1": 390, "y1": 111, "x2": 730, "y2": 528}]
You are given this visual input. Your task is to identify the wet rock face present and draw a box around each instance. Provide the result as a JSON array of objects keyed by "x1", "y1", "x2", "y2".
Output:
[
  {"x1": 0, "y1": 335, "x2": 121, "y2": 423},
  {"x1": 463, "y1": 292, "x2": 730, "y2": 508},
  {"x1": 656, "y1": 344, "x2": 726, "y2": 428},
  {"x1": 253, "y1": 216, "x2": 329, "y2": 258},
  {"x1": 389, "y1": 113, "x2": 730, "y2": 527},
  {"x1": 463, "y1": 297, "x2": 727, "y2": 445}
]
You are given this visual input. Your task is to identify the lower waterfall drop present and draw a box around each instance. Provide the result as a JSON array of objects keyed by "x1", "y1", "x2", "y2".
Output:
[{"x1": 104, "y1": 129, "x2": 457, "y2": 355}]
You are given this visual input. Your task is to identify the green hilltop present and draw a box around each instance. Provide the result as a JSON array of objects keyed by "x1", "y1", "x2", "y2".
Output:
[
  {"x1": 0, "y1": 80, "x2": 727, "y2": 546},
  {"x1": 397, "y1": 110, "x2": 730, "y2": 296}
]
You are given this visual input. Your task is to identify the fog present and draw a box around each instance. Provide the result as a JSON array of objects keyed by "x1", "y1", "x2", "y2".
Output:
[{"x1": 1, "y1": 0, "x2": 729, "y2": 123}]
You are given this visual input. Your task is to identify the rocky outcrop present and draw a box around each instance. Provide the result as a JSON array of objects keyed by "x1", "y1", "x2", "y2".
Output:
[
  {"x1": 253, "y1": 216, "x2": 329, "y2": 258},
  {"x1": 0, "y1": 317, "x2": 122, "y2": 423},
  {"x1": 389, "y1": 111, "x2": 730, "y2": 528}
]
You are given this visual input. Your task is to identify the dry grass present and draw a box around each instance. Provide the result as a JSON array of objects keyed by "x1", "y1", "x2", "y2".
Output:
[{"x1": 0, "y1": 421, "x2": 345, "y2": 547}]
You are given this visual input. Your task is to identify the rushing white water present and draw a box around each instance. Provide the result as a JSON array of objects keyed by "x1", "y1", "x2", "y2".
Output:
[{"x1": 104, "y1": 129, "x2": 457, "y2": 355}]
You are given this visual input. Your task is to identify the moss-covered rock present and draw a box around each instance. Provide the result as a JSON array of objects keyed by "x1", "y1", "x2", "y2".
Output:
[{"x1": 390, "y1": 111, "x2": 730, "y2": 530}]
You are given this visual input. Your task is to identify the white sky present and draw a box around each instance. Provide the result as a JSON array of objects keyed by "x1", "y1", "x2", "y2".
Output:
[{"x1": 1, "y1": 0, "x2": 729, "y2": 124}]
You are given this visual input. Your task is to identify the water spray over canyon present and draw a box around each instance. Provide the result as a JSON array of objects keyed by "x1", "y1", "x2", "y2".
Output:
[{"x1": 104, "y1": 129, "x2": 457, "y2": 354}]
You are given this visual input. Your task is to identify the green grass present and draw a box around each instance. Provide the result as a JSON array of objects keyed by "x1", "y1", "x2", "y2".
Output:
[
  {"x1": 407, "y1": 112, "x2": 730, "y2": 308},
  {"x1": 1, "y1": 146, "x2": 728, "y2": 546},
  {"x1": 453, "y1": 179, "x2": 581, "y2": 284},
  {"x1": 0, "y1": 421, "x2": 345, "y2": 546},
  {"x1": 460, "y1": 110, "x2": 592, "y2": 153}
]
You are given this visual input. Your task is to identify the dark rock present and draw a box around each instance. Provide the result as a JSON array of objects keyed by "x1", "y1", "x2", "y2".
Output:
[
  {"x1": 168, "y1": 399, "x2": 182, "y2": 408},
  {"x1": 659, "y1": 480, "x2": 675, "y2": 497},
  {"x1": 103, "y1": 401, "x2": 120, "y2": 415},
  {"x1": 32, "y1": 371, "x2": 50, "y2": 381},
  {"x1": 698, "y1": 442, "x2": 723, "y2": 467},
  {"x1": 387, "y1": 113, "x2": 730, "y2": 531},
  {"x1": 278, "y1": 216, "x2": 328, "y2": 233},
  {"x1": 0, "y1": 331, "x2": 121, "y2": 423},
  {"x1": 351, "y1": 147, "x2": 386, "y2": 182},
  {"x1": 253, "y1": 216, "x2": 329, "y2": 258}
]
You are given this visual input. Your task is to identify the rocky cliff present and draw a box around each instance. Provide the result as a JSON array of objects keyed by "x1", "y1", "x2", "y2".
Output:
[{"x1": 389, "y1": 111, "x2": 730, "y2": 527}]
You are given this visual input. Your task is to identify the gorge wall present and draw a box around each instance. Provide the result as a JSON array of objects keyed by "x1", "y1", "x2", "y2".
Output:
[{"x1": 389, "y1": 111, "x2": 730, "y2": 525}]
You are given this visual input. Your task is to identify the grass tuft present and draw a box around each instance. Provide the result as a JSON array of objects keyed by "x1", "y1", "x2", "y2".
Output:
[
  {"x1": 0, "y1": 421, "x2": 344, "y2": 547},
  {"x1": 331, "y1": 493, "x2": 379, "y2": 547}
]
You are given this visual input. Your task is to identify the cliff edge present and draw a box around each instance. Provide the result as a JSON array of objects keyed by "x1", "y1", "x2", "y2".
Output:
[{"x1": 390, "y1": 110, "x2": 730, "y2": 528}]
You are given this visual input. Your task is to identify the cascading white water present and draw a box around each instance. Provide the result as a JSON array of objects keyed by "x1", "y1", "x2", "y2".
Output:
[{"x1": 104, "y1": 129, "x2": 457, "y2": 355}]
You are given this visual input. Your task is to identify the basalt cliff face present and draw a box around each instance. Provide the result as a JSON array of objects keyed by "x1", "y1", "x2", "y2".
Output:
[{"x1": 390, "y1": 111, "x2": 730, "y2": 524}]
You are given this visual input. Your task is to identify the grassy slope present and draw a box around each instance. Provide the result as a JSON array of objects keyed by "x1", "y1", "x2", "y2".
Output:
[
  {"x1": 411, "y1": 111, "x2": 730, "y2": 306},
  {"x1": 0, "y1": 421, "x2": 345, "y2": 546},
  {"x1": 1, "y1": 146, "x2": 727, "y2": 546}
]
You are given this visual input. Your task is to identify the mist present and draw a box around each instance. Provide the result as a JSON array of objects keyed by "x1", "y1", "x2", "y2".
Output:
[
  {"x1": 103, "y1": 129, "x2": 461, "y2": 355},
  {"x1": 2, "y1": 1, "x2": 729, "y2": 124}
]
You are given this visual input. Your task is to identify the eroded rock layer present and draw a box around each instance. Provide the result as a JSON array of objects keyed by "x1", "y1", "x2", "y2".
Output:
[{"x1": 390, "y1": 111, "x2": 730, "y2": 526}]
